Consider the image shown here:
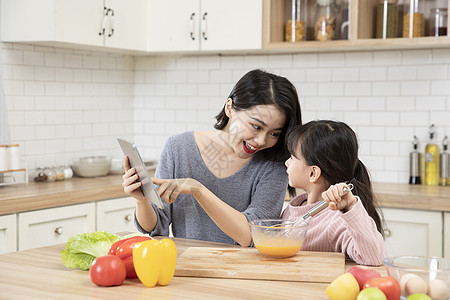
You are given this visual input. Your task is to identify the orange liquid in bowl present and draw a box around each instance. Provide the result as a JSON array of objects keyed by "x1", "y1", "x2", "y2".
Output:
[{"x1": 255, "y1": 244, "x2": 302, "y2": 258}]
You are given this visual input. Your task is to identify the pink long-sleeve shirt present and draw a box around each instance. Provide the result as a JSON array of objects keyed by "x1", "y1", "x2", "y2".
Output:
[{"x1": 282, "y1": 193, "x2": 386, "y2": 266}]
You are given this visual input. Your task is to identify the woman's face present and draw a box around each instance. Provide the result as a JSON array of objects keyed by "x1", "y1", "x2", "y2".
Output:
[{"x1": 226, "y1": 100, "x2": 286, "y2": 159}]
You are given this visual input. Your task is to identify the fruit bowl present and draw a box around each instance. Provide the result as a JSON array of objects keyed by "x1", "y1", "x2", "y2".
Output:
[
  {"x1": 71, "y1": 156, "x2": 111, "y2": 177},
  {"x1": 249, "y1": 219, "x2": 308, "y2": 258},
  {"x1": 384, "y1": 256, "x2": 450, "y2": 299}
]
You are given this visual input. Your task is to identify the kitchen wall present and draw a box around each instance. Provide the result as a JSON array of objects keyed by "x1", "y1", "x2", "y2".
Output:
[{"x1": 2, "y1": 42, "x2": 450, "y2": 183}]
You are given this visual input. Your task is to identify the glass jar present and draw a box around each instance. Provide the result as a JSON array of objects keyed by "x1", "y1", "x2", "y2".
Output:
[
  {"x1": 63, "y1": 165, "x2": 73, "y2": 179},
  {"x1": 376, "y1": 0, "x2": 400, "y2": 38},
  {"x1": 285, "y1": 0, "x2": 307, "y2": 42},
  {"x1": 314, "y1": 0, "x2": 338, "y2": 41},
  {"x1": 338, "y1": 0, "x2": 350, "y2": 39},
  {"x1": 33, "y1": 167, "x2": 48, "y2": 182},
  {"x1": 7, "y1": 144, "x2": 21, "y2": 170},
  {"x1": 429, "y1": 8, "x2": 447, "y2": 36},
  {"x1": 55, "y1": 165, "x2": 65, "y2": 181},
  {"x1": 44, "y1": 167, "x2": 56, "y2": 182},
  {"x1": 403, "y1": 0, "x2": 425, "y2": 37},
  {"x1": 0, "y1": 145, "x2": 8, "y2": 171}
]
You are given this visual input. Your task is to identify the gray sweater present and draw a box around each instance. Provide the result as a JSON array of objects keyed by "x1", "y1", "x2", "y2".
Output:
[{"x1": 135, "y1": 131, "x2": 289, "y2": 244}]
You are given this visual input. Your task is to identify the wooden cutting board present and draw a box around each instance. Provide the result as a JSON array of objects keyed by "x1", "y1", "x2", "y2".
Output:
[{"x1": 174, "y1": 247, "x2": 345, "y2": 283}]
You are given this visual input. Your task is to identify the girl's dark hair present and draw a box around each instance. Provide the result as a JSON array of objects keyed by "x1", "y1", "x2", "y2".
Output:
[
  {"x1": 286, "y1": 120, "x2": 384, "y2": 237},
  {"x1": 215, "y1": 69, "x2": 302, "y2": 164}
]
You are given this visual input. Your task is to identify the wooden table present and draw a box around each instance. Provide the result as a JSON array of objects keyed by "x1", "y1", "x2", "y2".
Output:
[{"x1": 0, "y1": 237, "x2": 385, "y2": 300}]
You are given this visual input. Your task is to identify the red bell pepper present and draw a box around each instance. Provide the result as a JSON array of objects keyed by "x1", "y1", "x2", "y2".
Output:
[{"x1": 108, "y1": 236, "x2": 152, "y2": 278}]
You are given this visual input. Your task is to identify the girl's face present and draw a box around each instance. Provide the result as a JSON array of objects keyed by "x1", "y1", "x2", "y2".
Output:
[
  {"x1": 226, "y1": 100, "x2": 286, "y2": 159},
  {"x1": 285, "y1": 145, "x2": 310, "y2": 189}
]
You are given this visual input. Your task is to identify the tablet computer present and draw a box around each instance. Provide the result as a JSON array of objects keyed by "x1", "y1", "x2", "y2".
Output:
[{"x1": 117, "y1": 138, "x2": 164, "y2": 209}]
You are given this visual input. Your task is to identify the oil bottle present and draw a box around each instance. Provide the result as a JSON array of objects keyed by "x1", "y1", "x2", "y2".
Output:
[
  {"x1": 439, "y1": 136, "x2": 449, "y2": 186},
  {"x1": 409, "y1": 135, "x2": 421, "y2": 184},
  {"x1": 424, "y1": 124, "x2": 440, "y2": 186}
]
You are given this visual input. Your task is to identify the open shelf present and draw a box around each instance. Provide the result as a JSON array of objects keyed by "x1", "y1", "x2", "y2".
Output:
[{"x1": 263, "y1": 0, "x2": 450, "y2": 53}]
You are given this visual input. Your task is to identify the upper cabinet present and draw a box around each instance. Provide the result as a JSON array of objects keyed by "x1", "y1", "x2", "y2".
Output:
[
  {"x1": 147, "y1": 0, "x2": 262, "y2": 52},
  {"x1": 1, "y1": 0, "x2": 149, "y2": 52},
  {"x1": 263, "y1": 0, "x2": 450, "y2": 52}
]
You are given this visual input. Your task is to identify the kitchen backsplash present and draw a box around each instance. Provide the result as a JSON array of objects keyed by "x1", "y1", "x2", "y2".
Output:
[{"x1": 2, "y1": 42, "x2": 450, "y2": 183}]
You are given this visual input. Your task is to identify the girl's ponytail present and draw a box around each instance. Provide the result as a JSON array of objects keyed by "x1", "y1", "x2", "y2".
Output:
[{"x1": 352, "y1": 159, "x2": 384, "y2": 238}]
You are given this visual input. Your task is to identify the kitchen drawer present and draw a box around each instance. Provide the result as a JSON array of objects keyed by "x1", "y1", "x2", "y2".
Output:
[
  {"x1": 96, "y1": 197, "x2": 137, "y2": 234},
  {"x1": 18, "y1": 203, "x2": 95, "y2": 251},
  {"x1": 0, "y1": 214, "x2": 17, "y2": 254},
  {"x1": 382, "y1": 207, "x2": 443, "y2": 257}
]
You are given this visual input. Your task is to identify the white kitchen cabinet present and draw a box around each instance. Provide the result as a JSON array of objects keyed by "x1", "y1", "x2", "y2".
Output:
[
  {"x1": 445, "y1": 213, "x2": 450, "y2": 258},
  {"x1": 1, "y1": 0, "x2": 148, "y2": 52},
  {"x1": 96, "y1": 197, "x2": 137, "y2": 234},
  {"x1": 147, "y1": 0, "x2": 262, "y2": 52},
  {"x1": 0, "y1": 214, "x2": 17, "y2": 254},
  {"x1": 382, "y1": 208, "x2": 443, "y2": 257},
  {"x1": 18, "y1": 203, "x2": 95, "y2": 251}
]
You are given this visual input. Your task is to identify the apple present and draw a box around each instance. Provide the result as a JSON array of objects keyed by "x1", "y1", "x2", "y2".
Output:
[
  {"x1": 364, "y1": 276, "x2": 401, "y2": 300},
  {"x1": 325, "y1": 272, "x2": 360, "y2": 300},
  {"x1": 357, "y1": 287, "x2": 387, "y2": 300},
  {"x1": 348, "y1": 266, "x2": 382, "y2": 291}
]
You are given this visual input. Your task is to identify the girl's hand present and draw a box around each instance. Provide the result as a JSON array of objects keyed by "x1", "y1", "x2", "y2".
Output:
[
  {"x1": 121, "y1": 156, "x2": 146, "y2": 202},
  {"x1": 151, "y1": 177, "x2": 203, "y2": 204},
  {"x1": 321, "y1": 182, "x2": 358, "y2": 212}
]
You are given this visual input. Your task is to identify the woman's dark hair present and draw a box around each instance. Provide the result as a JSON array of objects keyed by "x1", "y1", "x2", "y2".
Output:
[
  {"x1": 215, "y1": 69, "x2": 302, "y2": 164},
  {"x1": 286, "y1": 120, "x2": 384, "y2": 237}
]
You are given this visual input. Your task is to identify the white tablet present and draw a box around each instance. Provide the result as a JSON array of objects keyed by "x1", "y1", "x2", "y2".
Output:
[{"x1": 117, "y1": 138, "x2": 164, "y2": 209}]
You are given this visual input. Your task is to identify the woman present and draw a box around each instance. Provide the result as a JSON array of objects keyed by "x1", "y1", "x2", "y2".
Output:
[{"x1": 122, "y1": 69, "x2": 302, "y2": 246}]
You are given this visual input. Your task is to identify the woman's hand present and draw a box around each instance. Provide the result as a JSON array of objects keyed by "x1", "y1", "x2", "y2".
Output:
[
  {"x1": 321, "y1": 182, "x2": 358, "y2": 212},
  {"x1": 151, "y1": 177, "x2": 203, "y2": 204},
  {"x1": 121, "y1": 156, "x2": 146, "y2": 202}
]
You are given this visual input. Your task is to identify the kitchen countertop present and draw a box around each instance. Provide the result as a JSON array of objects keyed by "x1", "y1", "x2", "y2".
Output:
[
  {"x1": 0, "y1": 174, "x2": 449, "y2": 215},
  {"x1": 0, "y1": 236, "x2": 385, "y2": 300}
]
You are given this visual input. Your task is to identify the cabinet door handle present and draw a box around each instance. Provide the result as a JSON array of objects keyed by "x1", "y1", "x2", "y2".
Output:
[
  {"x1": 107, "y1": 8, "x2": 115, "y2": 37},
  {"x1": 384, "y1": 228, "x2": 392, "y2": 237},
  {"x1": 190, "y1": 13, "x2": 196, "y2": 40},
  {"x1": 202, "y1": 12, "x2": 208, "y2": 40},
  {"x1": 99, "y1": 7, "x2": 109, "y2": 36},
  {"x1": 124, "y1": 214, "x2": 132, "y2": 222},
  {"x1": 55, "y1": 226, "x2": 63, "y2": 235}
]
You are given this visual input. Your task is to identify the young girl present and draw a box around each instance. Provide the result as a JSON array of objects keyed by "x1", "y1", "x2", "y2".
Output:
[
  {"x1": 122, "y1": 69, "x2": 302, "y2": 247},
  {"x1": 282, "y1": 120, "x2": 385, "y2": 266}
]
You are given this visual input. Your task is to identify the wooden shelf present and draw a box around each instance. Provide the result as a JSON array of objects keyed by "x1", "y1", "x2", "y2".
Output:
[{"x1": 262, "y1": 0, "x2": 450, "y2": 53}]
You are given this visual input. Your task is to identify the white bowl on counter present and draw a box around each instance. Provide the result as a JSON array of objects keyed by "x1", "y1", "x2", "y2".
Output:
[{"x1": 71, "y1": 156, "x2": 111, "y2": 177}]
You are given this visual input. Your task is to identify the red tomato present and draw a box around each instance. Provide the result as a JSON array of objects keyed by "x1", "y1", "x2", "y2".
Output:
[
  {"x1": 116, "y1": 236, "x2": 152, "y2": 259},
  {"x1": 90, "y1": 255, "x2": 126, "y2": 287},
  {"x1": 122, "y1": 256, "x2": 138, "y2": 278},
  {"x1": 364, "y1": 276, "x2": 401, "y2": 300}
]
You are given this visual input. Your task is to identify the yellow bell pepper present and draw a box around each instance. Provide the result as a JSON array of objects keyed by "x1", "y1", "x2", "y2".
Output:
[{"x1": 132, "y1": 238, "x2": 177, "y2": 287}]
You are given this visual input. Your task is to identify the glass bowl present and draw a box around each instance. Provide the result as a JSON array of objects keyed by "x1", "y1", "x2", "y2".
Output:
[
  {"x1": 249, "y1": 219, "x2": 308, "y2": 258},
  {"x1": 384, "y1": 256, "x2": 450, "y2": 299}
]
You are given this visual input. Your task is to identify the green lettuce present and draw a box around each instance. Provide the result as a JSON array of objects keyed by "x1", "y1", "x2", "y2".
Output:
[{"x1": 60, "y1": 231, "x2": 120, "y2": 271}]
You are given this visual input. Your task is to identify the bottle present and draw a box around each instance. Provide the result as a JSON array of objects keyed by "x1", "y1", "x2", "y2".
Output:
[
  {"x1": 424, "y1": 124, "x2": 440, "y2": 186},
  {"x1": 285, "y1": 0, "x2": 307, "y2": 42},
  {"x1": 376, "y1": 0, "x2": 399, "y2": 39},
  {"x1": 429, "y1": 8, "x2": 447, "y2": 36},
  {"x1": 403, "y1": 0, "x2": 425, "y2": 38},
  {"x1": 439, "y1": 136, "x2": 449, "y2": 186},
  {"x1": 409, "y1": 136, "x2": 421, "y2": 184},
  {"x1": 314, "y1": 0, "x2": 338, "y2": 41}
]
